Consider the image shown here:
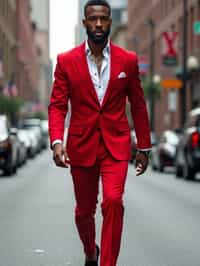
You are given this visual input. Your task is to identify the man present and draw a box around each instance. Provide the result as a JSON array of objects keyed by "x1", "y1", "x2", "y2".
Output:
[{"x1": 48, "y1": 0, "x2": 151, "y2": 265}]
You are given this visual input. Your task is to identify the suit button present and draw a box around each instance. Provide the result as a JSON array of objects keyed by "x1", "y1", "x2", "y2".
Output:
[
  {"x1": 100, "y1": 110, "x2": 103, "y2": 114},
  {"x1": 97, "y1": 127, "x2": 100, "y2": 131}
]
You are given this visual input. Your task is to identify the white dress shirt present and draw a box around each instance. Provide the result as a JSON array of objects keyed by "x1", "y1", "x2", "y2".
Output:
[{"x1": 85, "y1": 40, "x2": 110, "y2": 105}]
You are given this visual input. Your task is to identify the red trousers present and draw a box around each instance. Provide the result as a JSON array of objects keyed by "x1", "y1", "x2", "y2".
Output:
[{"x1": 70, "y1": 137, "x2": 128, "y2": 266}]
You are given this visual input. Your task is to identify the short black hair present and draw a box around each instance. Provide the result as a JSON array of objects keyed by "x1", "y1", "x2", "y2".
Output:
[{"x1": 84, "y1": 0, "x2": 111, "y2": 17}]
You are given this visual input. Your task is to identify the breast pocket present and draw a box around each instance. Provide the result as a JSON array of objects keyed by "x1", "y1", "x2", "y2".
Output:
[{"x1": 113, "y1": 77, "x2": 128, "y2": 90}]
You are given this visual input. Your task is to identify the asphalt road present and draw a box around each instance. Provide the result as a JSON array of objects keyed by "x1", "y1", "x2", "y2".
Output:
[{"x1": 0, "y1": 150, "x2": 200, "y2": 266}]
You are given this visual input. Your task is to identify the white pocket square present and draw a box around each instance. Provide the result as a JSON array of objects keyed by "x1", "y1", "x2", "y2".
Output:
[{"x1": 118, "y1": 72, "x2": 127, "y2": 79}]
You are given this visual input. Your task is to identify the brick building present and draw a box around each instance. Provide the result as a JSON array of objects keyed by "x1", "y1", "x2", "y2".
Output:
[
  {"x1": 127, "y1": 0, "x2": 200, "y2": 134},
  {"x1": 31, "y1": 0, "x2": 52, "y2": 112},
  {"x1": 0, "y1": 0, "x2": 17, "y2": 89},
  {"x1": 16, "y1": 0, "x2": 39, "y2": 101}
]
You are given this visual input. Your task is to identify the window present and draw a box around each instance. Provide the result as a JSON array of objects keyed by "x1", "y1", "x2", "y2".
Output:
[{"x1": 190, "y1": 6, "x2": 194, "y2": 51}]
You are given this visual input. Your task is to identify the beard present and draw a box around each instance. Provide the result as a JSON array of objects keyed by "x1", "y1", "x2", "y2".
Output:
[{"x1": 86, "y1": 27, "x2": 110, "y2": 44}]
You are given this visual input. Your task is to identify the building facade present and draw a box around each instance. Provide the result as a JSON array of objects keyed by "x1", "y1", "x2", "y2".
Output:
[
  {"x1": 75, "y1": 0, "x2": 87, "y2": 45},
  {"x1": 16, "y1": 0, "x2": 39, "y2": 101},
  {"x1": 127, "y1": 0, "x2": 200, "y2": 133},
  {"x1": 31, "y1": 0, "x2": 52, "y2": 112},
  {"x1": 108, "y1": 0, "x2": 127, "y2": 32},
  {"x1": 0, "y1": 0, "x2": 17, "y2": 90},
  {"x1": 110, "y1": 0, "x2": 128, "y2": 49}
]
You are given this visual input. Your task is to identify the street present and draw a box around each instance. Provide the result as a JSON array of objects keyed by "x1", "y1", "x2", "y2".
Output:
[{"x1": 0, "y1": 150, "x2": 200, "y2": 266}]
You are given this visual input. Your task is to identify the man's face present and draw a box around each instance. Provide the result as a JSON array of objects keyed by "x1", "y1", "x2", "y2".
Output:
[{"x1": 83, "y1": 5, "x2": 112, "y2": 44}]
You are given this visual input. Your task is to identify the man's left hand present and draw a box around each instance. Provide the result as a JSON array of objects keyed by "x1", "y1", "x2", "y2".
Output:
[{"x1": 135, "y1": 151, "x2": 149, "y2": 176}]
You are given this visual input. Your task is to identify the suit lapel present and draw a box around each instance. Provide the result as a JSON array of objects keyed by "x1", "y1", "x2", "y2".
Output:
[
  {"x1": 75, "y1": 43, "x2": 100, "y2": 107},
  {"x1": 74, "y1": 42, "x2": 123, "y2": 108},
  {"x1": 101, "y1": 43, "x2": 122, "y2": 108}
]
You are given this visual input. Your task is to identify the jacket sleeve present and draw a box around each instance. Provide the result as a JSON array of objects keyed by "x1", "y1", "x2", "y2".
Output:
[
  {"x1": 48, "y1": 55, "x2": 69, "y2": 146},
  {"x1": 127, "y1": 52, "x2": 151, "y2": 149}
]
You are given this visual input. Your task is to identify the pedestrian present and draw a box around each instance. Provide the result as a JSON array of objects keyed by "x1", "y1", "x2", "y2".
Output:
[{"x1": 48, "y1": 0, "x2": 151, "y2": 265}]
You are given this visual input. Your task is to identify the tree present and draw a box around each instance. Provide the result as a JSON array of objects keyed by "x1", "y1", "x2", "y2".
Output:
[
  {"x1": 0, "y1": 95, "x2": 24, "y2": 125},
  {"x1": 141, "y1": 75, "x2": 161, "y2": 99}
]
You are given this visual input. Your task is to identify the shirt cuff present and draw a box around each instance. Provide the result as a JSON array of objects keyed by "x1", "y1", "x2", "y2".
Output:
[
  {"x1": 138, "y1": 148, "x2": 152, "y2": 151},
  {"x1": 52, "y1": 139, "x2": 63, "y2": 148}
]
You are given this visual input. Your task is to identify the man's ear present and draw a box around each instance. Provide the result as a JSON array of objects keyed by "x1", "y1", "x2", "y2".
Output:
[{"x1": 82, "y1": 19, "x2": 86, "y2": 28}]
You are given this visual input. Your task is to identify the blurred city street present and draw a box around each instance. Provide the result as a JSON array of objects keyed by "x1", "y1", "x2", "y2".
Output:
[{"x1": 0, "y1": 150, "x2": 200, "y2": 266}]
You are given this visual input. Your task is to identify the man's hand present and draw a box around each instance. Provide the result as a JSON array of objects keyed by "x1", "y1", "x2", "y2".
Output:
[
  {"x1": 52, "y1": 143, "x2": 70, "y2": 168},
  {"x1": 135, "y1": 151, "x2": 149, "y2": 176}
]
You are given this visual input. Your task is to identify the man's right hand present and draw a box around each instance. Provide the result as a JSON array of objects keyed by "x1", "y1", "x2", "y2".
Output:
[{"x1": 52, "y1": 143, "x2": 70, "y2": 168}]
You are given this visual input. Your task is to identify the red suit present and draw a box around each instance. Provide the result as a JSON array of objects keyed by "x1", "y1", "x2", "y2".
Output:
[{"x1": 48, "y1": 42, "x2": 151, "y2": 266}]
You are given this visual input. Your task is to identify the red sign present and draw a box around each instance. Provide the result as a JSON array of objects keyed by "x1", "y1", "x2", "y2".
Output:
[{"x1": 162, "y1": 31, "x2": 178, "y2": 66}]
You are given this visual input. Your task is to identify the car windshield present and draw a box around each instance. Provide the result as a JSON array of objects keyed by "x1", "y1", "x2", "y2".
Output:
[
  {"x1": 0, "y1": 120, "x2": 8, "y2": 135},
  {"x1": 22, "y1": 119, "x2": 41, "y2": 127},
  {"x1": 166, "y1": 131, "x2": 179, "y2": 145}
]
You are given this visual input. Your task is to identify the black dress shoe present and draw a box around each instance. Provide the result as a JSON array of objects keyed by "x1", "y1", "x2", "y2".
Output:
[{"x1": 85, "y1": 245, "x2": 100, "y2": 266}]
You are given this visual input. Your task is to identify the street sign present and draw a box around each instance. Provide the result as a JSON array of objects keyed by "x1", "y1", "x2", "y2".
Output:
[
  {"x1": 138, "y1": 56, "x2": 149, "y2": 76},
  {"x1": 194, "y1": 21, "x2": 200, "y2": 34},
  {"x1": 161, "y1": 79, "x2": 183, "y2": 89},
  {"x1": 162, "y1": 31, "x2": 178, "y2": 66}
]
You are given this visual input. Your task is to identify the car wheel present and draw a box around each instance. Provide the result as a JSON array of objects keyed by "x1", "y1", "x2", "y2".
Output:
[
  {"x1": 4, "y1": 168, "x2": 13, "y2": 176},
  {"x1": 158, "y1": 160, "x2": 164, "y2": 172},
  {"x1": 13, "y1": 165, "x2": 17, "y2": 174},
  {"x1": 175, "y1": 165, "x2": 183, "y2": 178},
  {"x1": 183, "y1": 162, "x2": 195, "y2": 180},
  {"x1": 4, "y1": 165, "x2": 17, "y2": 176}
]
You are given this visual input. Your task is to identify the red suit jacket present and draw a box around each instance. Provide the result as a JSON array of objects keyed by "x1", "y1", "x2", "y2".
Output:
[{"x1": 48, "y1": 42, "x2": 151, "y2": 166}]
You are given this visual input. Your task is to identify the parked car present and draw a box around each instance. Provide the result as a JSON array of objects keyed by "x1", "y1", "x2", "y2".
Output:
[
  {"x1": 20, "y1": 118, "x2": 48, "y2": 151},
  {"x1": 41, "y1": 119, "x2": 49, "y2": 149},
  {"x1": 150, "y1": 131, "x2": 158, "y2": 146},
  {"x1": 0, "y1": 115, "x2": 18, "y2": 176},
  {"x1": 20, "y1": 119, "x2": 43, "y2": 152},
  {"x1": 16, "y1": 128, "x2": 36, "y2": 164},
  {"x1": 25, "y1": 129, "x2": 38, "y2": 158},
  {"x1": 10, "y1": 128, "x2": 27, "y2": 167},
  {"x1": 175, "y1": 107, "x2": 200, "y2": 180},
  {"x1": 151, "y1": 130, "x2": 180, "y2": 172}
]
